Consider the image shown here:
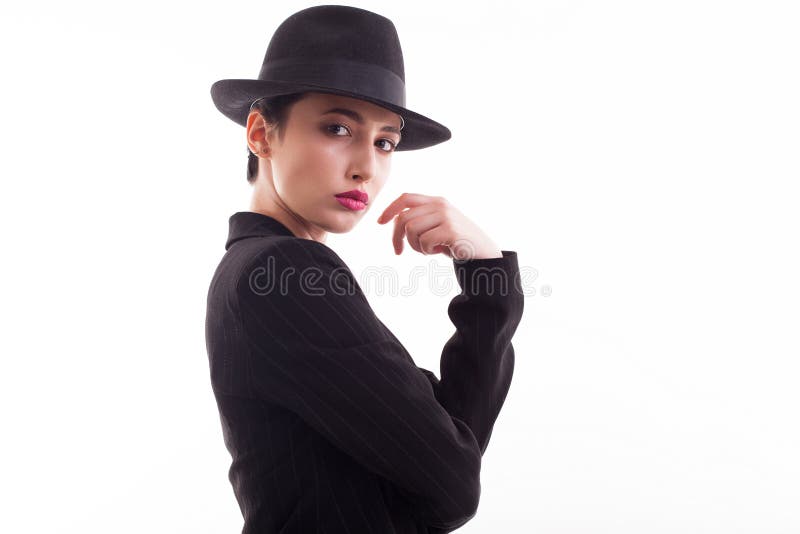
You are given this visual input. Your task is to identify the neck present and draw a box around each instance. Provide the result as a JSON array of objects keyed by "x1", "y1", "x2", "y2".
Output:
[{"x1": 249, "y1": 177, "x2": 327, "y2": 244}]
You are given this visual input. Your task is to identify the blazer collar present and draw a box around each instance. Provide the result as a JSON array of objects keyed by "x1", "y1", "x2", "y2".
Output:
[{"x1": 226, "y1": 211, "x2": 296, "y2": 249}]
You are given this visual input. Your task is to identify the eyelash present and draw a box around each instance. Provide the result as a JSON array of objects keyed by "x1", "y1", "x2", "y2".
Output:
[{"x1": 325, "y1": 123, "x2": 397, "y2": 153}]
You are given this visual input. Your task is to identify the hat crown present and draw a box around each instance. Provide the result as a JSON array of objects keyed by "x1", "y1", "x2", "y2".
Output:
[{"x1": 262, "y1": 5, "x2": 405, "y2": 82}]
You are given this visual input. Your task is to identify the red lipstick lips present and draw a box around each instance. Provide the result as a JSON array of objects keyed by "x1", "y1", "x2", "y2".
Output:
[
  {"x1": 335, "y1": 189, "x2": 369, "y2": 203},
  {"x1": 334, "y1": 189, "x2": 368, "y2": 211}
]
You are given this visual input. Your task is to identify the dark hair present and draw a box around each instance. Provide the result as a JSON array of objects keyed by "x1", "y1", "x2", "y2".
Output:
[{"x1": 246, "y1": 92, "x2": 309, "y2": 184}]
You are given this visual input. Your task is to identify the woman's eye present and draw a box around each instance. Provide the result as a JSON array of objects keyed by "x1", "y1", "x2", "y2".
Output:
[
  {"x1": 377, "y1": 139, "x2": 397, "y2": 152},
  {"x1": 325, "y1": 123, "x2": 396, "y2": 152},
  {"x1": 326, "y1": 123, "x2": 350, "y2": 136}
]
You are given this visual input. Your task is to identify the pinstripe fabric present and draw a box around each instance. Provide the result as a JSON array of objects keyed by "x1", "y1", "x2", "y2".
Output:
[{"x1": 205, "y1": 211, "x2": 524, "y2": 533}]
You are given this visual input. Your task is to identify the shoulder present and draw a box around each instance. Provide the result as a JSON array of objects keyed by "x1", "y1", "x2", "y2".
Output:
[
  {"x1": 249, "y1": 235, "x2": 344, "y2": 269},
  {"x1": 234, "y1": 236, "x2": 363, "y2": 301},
  {"x1": 233, "y1": 237, "x2": 385, "y2": 350}
]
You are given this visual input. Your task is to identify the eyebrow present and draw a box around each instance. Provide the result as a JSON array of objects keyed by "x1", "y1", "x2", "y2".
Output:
[{"x1": 321, "y1": 107, "x2": 402, "y2": 138}]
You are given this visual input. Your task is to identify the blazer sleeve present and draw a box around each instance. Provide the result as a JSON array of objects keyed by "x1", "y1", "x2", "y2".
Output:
[
  {"x1": 432, "y1": 249, "x2": 524, "y2": 456},
  {"x1": 398, "y1": 249, "x2": 524, "y2": 457},
  {"x1": 234, "y1": 238, "x2": 523, "y2": 531}
]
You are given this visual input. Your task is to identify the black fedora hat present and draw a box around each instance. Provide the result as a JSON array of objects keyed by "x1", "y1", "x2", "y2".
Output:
[{"x1": 210, "y1": 5, "x2": 452, "y2": 151}]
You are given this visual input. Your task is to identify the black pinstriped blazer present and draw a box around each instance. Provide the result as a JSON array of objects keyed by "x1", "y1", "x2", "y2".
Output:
[{"x1": 205, "y1": 211, "x2": 524, "y2": 533}]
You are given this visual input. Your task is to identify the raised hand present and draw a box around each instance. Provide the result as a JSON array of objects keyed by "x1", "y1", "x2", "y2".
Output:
[{"x1": 376, "y1": 193, "x2": 503, "y2": 260}]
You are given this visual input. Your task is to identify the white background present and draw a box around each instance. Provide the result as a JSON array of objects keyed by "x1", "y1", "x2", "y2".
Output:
[{"x1": 1, "y1": 1, "x2": 799, "y2": 532}]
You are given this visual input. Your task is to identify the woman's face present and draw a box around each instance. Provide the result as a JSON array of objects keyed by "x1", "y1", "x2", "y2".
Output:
[{"x1": 249, "y1": 91, "x2": 403, "y2": 238}]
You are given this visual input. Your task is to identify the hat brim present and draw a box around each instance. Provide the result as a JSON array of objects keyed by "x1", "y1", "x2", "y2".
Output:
[{"x1": 210, "y1": 79, "x2": 451, "y2": 151}]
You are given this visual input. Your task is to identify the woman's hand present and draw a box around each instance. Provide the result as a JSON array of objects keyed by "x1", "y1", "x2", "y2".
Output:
[{"x1": 376, "y1": 193, "x2": 503, "y2": 260}]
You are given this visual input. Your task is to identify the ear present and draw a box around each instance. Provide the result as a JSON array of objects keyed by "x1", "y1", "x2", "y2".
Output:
[{"x1": 246, "y1": 110, "x2": 273, "y2": 156}]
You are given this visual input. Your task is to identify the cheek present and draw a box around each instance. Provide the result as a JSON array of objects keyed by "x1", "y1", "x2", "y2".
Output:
[
  {"x1": 281, "y1": 142, "x2": 333, "y2": 179},
  {"x1": 301, "y1": 146, "x2": 351, "y2": 185},
  {"x1": 280, "y1": 149, "x2": 338, "y2": 196}
]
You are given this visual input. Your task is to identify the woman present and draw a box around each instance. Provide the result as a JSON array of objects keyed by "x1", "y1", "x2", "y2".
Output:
[{"x1": 205, "y1": 6, "x2": 524, "y2": 533}]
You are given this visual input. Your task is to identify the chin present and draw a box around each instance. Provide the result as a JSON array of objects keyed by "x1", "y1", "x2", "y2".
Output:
[
  {"x1": 332, "y1": 218, "x2": 360, "y2": 233},
  {"x1": 319, "y1": 213, "x2": 361, "y2": 234}
]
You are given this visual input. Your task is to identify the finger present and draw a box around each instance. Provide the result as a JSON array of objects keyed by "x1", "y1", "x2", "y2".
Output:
[
  {"x1": 404, "y1": 212, "x2": 443, "y2": 254},
  {"x1": 377, "y1": 193, "x2": 439, "y2": 224},
  {"x1": 392, "y1": 204, "x2": 440, "y2": 254},
  {"x1": 418, "y1": 226, "x2": 455, "y2": 256},
  {"x1": 392, "y1": 212, "x2": 407, "y2": 254}
]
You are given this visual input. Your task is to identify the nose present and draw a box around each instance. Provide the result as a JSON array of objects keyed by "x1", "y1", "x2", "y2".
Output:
[{"x1": 348, "y1": 139, "x2": 379, "y2": 183}]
